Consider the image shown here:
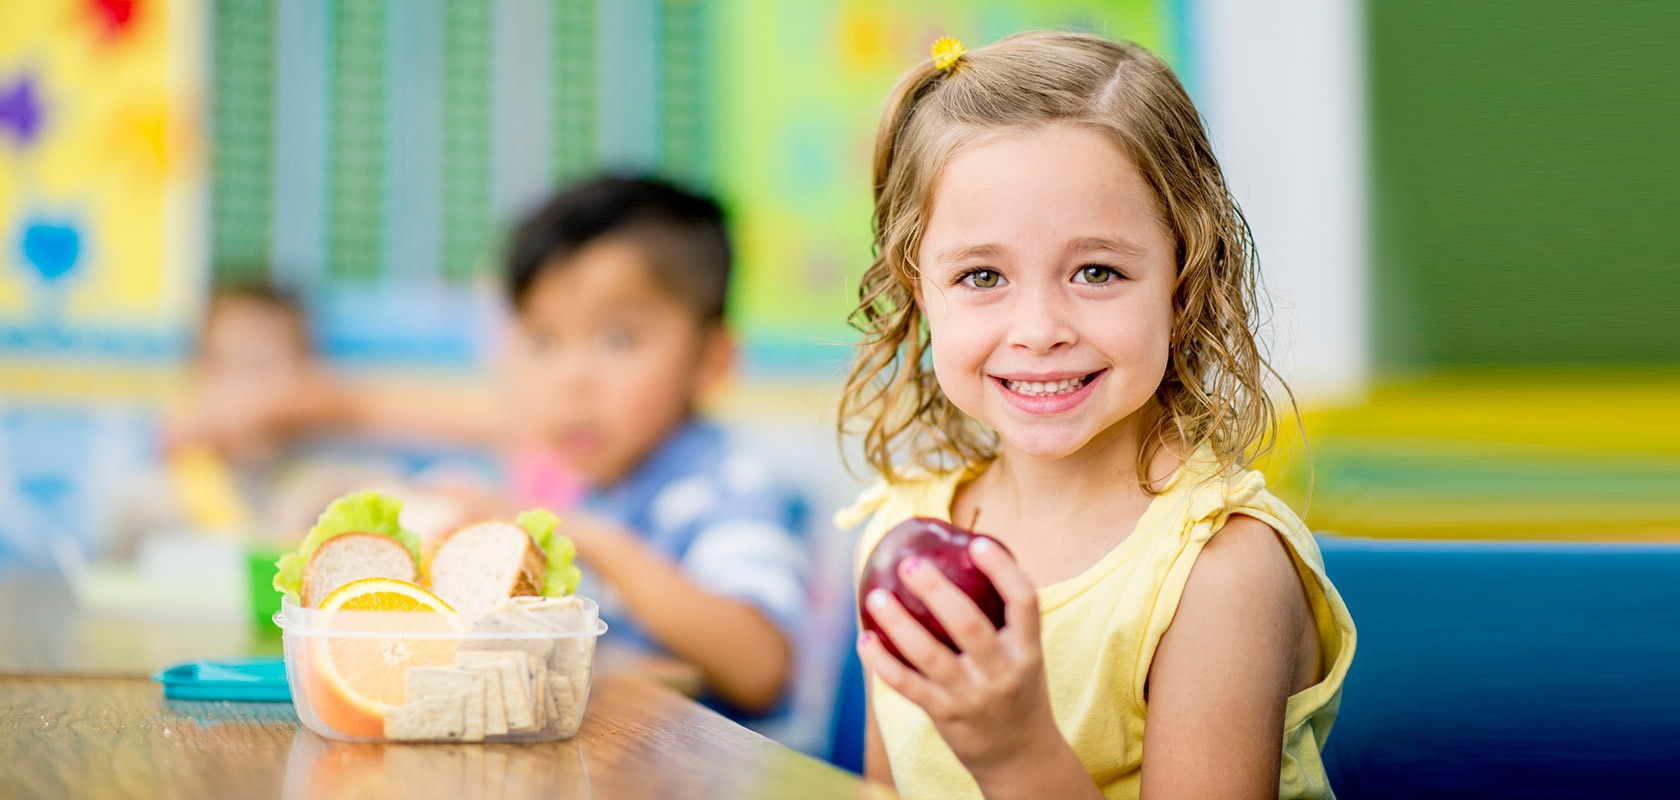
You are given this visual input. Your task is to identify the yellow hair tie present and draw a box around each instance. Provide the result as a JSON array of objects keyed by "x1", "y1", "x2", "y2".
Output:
[{"x1": 931, "y1": 36, "x2": 966, "y2": 73}]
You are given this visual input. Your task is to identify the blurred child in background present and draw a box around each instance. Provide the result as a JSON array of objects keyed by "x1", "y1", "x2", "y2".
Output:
[
  {"x1": 165, "y1": 283, "x2": 316, "y2": 471},
  {"x1": 131, "y1": 283, "x2": 397, "y2": 548},
  {"x1": 172, "y1": 176, "x2": 808, "y2": 725},
  {"x1": 492, "y1": 176, "x2": 806, "y2": 722},
  {"x1": 131, "y1": 284, "x2": 322, "y2": 545}
]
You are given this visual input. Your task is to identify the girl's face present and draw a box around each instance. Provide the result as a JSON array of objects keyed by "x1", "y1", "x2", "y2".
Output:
[{"x1": 915, "y1": 123, "x2": 1177, "y2": 463}]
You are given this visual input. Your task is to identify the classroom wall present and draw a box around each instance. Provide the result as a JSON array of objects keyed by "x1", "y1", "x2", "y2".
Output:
[
  {"x1": 1194, "y1": 0, "x2": 1368, "y2": 404},
  {"x1": 198, "y1": 0, "x2": 1177, "y2": 372},
  {"x1": 1368, "y1": 0, "x2": 1680, "y2": 370}
]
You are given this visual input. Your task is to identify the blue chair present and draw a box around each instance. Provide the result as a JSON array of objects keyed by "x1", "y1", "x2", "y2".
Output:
[
  {"x1": 825, "y1": 537, "x2": 1680, "y2": 796},
  {"x1": 1319, "y1": 537, "x2": 1680, "y2": 798},
  {"x1": 825, "y1": 591, "x2": 867, "y2": 775}
]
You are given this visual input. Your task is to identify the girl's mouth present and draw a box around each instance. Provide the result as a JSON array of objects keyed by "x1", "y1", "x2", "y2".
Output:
[{"x1": 999, "y1": 371, "x2": 1102, "y2": 397}]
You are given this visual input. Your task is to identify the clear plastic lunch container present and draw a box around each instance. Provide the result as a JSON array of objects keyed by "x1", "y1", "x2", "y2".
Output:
[{"x1": 274, "y1": 596, "x2": 606, "y2": 743}]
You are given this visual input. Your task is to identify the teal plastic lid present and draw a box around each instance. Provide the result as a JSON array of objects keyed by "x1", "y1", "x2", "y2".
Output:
[{"x1": 151, "y1": 657, "x2": 292, "y2": 702}]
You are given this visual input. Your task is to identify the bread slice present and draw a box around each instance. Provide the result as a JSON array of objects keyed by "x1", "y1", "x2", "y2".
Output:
[
  {"x1": 300, "y1": 531, "x2": 420, "y2": 607},
  {"x1": 428, "y1": 521, "x2": 545, "y2": 615}
]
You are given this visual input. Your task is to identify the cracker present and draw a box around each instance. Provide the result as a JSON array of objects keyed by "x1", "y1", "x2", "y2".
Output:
[
  {"x1": 510, "y1": 594, "x2": 585, "y2": 615},
  {"x1": 547, "y1": 635, "x2": 592, "y2": 674},
  {"x1": 525, "y1": 652, "x2": 548, "y2": 730},
  {"x1": 463, "y1": 663, "x2": 509, "y2": 736},
  {"x1": 545, "y1": 671, "x2": 581, "y2": 737},
  {"x1": 570, "y1": 671, "x2": 590, "y2": 711},
  {"x1": 463, "y1": 600, "x2": 555, "y2": 659},
  {"x1": 406, "y1": 667, "x2": 486, "y2": 742},
  {"x1": 458, "y1": 650, "x2": 534, "y2": 732},
  {"x1": 384, "y1": 693, "x2": 465, "y2": 741},
  {"x1": 515, "y1": 595, "x2": 593, "y2": 637}
]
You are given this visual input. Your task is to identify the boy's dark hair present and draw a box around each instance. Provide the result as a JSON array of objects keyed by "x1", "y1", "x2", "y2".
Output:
[
  {"x1": 210, "y1": 280, "x2": 304, "y2": 314},
  {"x1": 506, "y1": 175, "x2": 731, "y2": 323},
  {"x1": 203, "y1": 279, "x2": 312, "y2": 353}
]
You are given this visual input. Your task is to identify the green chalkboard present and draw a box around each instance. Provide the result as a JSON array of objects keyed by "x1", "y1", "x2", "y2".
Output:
[{"x1": 1369, "y1": 1, "x2": 1680, "y2": 368}]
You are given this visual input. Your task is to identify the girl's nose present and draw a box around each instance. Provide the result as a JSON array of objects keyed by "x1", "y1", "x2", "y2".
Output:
[{"x1": 1006, "y1": 284, "x2": 1078, "y2": 354}]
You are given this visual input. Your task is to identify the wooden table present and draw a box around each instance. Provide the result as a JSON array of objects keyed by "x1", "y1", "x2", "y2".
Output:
[
  {"x1": 0, "y1": 570, "x2": 703, "y2": 696},
  {"x1": 0, "y1": 570, "x2": 281, "y2": 677},
  {"x1": 0, "y1": 673, "x2": 890, "y2": 799},
  {"x1": 0, "y1": 569, "x2": 889, "y2": 799}
]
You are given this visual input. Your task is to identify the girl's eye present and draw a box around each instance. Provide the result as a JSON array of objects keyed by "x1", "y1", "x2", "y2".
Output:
[
  {"x1": 961, "y1": 269, "x2": 1002, "y2": 289},
  {"x1": 601, "y1": 328, "x2": 636, "y2": 350},
  {"x1": 1075, "y1": 265, "x2": 1119, "y2": 285}
]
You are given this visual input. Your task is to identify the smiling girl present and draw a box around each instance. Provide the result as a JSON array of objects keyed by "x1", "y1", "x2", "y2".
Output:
[{"x1": 837, "y1": 33, "x2": 1356, "y2": 799}]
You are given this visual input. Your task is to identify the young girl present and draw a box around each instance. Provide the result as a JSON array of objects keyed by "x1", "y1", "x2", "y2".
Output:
[{"x1": 836, "y1": 32, "x2": 1356, "y2": 799}]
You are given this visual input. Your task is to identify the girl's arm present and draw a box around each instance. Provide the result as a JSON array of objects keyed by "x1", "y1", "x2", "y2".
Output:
[
  {"x1": 1140, "y1": 514, "x2": 1311, "y2": 800},
  {"x1": 857, "y1": 539, "x2": 1102, "y2": 800}
]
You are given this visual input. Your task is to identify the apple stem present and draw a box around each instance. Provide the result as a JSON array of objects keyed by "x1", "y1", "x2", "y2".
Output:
[{"x1": 969, "y1": 506, "x2": 982, "y2": 531}]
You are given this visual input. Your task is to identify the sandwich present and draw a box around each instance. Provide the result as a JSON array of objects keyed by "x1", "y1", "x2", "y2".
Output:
[
  {"x1": 273, "y1": 492, "x2": 583, "y2": 612},
  {"x1": 428, "y1": 509, "x2": 583, "y2": 615},
  {"x1": 273, "y1": 491, "x2": 422, "y2": 607}
]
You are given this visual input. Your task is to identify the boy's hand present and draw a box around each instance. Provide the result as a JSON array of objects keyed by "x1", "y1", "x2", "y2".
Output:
[
  {"x1": 554, "y1": 511, "x2": 795, "y2": 713},
  {"x1": 548, "y1": 512, "x2": 629, "y2": 559},
  {"x1": 857, "y1": 538, "x2": 1069, "y2": 781},
  {"x1": 162, "y1": 365, "x2": 346, "y2": 462}
]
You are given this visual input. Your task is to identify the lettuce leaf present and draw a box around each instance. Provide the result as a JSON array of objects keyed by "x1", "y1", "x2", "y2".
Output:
[
  {"x1": 516, "y1": 508, "x2": 581, "y2": 597},
  {"x1": 272, "y1": 491, "x2": 421, "y2": 603}
]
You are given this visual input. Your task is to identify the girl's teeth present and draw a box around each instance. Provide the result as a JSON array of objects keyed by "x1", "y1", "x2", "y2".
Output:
[{"x1": 1006, "y1": 377, "x2": 1086, "y2": 396}]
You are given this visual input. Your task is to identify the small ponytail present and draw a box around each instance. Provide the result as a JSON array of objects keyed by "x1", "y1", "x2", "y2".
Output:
[{"x1": 870, "y1": 59, "x2": 944, "y2": 248}]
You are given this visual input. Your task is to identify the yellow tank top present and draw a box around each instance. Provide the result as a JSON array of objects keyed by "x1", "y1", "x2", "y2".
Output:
[{"x1": 838, "y1": 455, "x2": 1357, "y2": 800}]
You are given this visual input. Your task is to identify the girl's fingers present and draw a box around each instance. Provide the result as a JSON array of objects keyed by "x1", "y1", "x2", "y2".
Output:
[
  {"x1": 863, "y1": 587, "x2": 964, "y2": 684},
  {"x1": 857, "y1": 629, "x2": 942, "y2": 711},
  {"x1": 970, "y1": 537, "x2": 1041, "y2": 643},
  {"x1": 897, "y1": 557, "x2": 1009, "y2": 673}
]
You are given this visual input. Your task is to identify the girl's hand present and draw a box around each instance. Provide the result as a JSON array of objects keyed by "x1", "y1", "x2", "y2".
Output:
[{"x1": 857, "y1": 537, "x2": 1060, "y2": 778}]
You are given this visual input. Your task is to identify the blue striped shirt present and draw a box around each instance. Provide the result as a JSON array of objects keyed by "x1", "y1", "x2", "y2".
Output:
[{"x1": 576, "y1": 418, "x2": 807, "y2": 724}]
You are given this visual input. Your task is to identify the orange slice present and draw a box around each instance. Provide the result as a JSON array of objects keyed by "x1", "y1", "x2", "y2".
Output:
[
  {"x1": 304, "y1": 578, "x2": 461, "y2": 738},
  {"x1": 318, "y1": 577, "x2": 456, "y2": 613}
]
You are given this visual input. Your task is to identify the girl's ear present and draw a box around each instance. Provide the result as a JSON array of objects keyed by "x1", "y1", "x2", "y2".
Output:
[{"x1": 695, "y1": 322, "x2": 736, "y2": 395}]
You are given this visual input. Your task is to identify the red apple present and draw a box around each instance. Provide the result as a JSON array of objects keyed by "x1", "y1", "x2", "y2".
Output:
[{"x1": 859, "y1": 517, "x2": 1011, "y2": 670}]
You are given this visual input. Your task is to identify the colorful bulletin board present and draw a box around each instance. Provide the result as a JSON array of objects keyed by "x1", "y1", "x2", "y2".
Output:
[
  {"x1": 1, "y1": 0, "x2": 204, "y2": 378},
  {"x1": 1, "y1": 0, "x2": 203, "y2": 565}
]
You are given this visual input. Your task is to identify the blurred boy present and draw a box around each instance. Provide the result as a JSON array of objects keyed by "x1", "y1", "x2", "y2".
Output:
[
  {"x1": 499, "y1": 177, "x2": 804, "y2": 721},
  {"x1": 156, "y1": 283, "x2": 319, "y2": 533},
  {"x1": 177, "y1": 178, "x2": 806, "y2": 721},
  {"x1": 165, "y1": 283, "x2": 317, "y2": 469}
]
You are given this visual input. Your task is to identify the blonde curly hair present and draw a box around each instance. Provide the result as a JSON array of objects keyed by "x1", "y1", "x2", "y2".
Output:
[{"x1": 839, "y1": 31, "x2": 1292, "y2": 490}]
